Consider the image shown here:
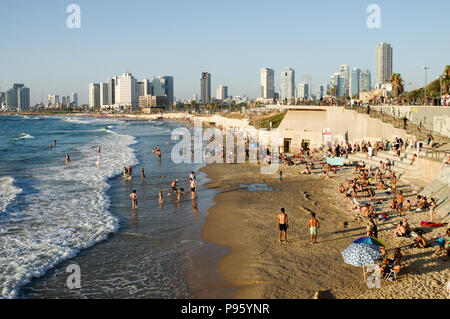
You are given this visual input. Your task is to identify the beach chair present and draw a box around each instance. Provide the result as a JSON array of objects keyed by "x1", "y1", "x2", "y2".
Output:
[{"x1": 384, "y1": 257, "x2": 403, "y2": 281}]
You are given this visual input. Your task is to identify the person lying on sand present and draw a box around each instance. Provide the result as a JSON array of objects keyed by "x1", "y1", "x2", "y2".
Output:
[{"x1": 301, "y1": 166, "x2": 312, "y2": 175}]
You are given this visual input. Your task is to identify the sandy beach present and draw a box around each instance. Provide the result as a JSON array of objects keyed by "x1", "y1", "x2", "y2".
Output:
[{"x1": 200, "y1": 162, "x2": 449, "y2": 299}]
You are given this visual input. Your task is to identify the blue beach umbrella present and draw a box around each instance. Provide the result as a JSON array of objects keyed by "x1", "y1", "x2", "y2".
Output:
[
  {"x1": 353, "y1": 236, "x2": 386, "y2": 247},
  {"x1": 342, "y1": 243, "x2": 383, "y2": 281},
  {"x1": 342, "y1": 243, "x2": 382, "y2": 267}
]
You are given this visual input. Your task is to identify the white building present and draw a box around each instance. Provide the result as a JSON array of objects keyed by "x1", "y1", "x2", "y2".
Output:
[
  {"x1": 216, "y1": 85, "x2": 228, "y2": 100},
  {"x1": 280, "y1": 68, "x2": 295, "y2": 101},
  {"x1": 296, "y1": 83, "x2": 309, "y2": 99},
  {"x1": 115, "y1": 72, "x2": 138, "y2": 107},
  {"x1": 376, "y1": 42, "x2": 393, "y2": 89},
  {"x1": 89, "y1": 83, "x2": 100, "y2": 108},
  {"x1": 100, "y1": 82, "x2": 109, "y2": 106},
  {"x1": 48, "y1": 94, "x2": 60, "y2": 106},
  {"x1": 339, "y1": 65, "x2": 350, "y2": 97},
  {"x1": 260, "y1": 68, "x2": 275, "y2": 99}
]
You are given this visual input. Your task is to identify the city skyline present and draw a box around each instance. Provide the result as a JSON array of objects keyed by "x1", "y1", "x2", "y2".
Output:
[{"x1": 1, "y1": 0, "x2": 450, "y2": 104}]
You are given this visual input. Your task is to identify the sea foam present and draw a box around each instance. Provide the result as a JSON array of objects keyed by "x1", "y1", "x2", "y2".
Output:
[{"x1": 0, "y1": 129, "x2": 138, "y2": 299}]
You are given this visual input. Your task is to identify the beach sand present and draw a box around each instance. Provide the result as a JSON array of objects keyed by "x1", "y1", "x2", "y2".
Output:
[{"x1": 200, "y1": 162, "x2": 450, "y2": 299}]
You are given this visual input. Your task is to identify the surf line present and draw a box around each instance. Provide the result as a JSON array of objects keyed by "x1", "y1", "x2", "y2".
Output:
[{"x1": 113, "y1": 232, "x2": 164, "y2": 240}]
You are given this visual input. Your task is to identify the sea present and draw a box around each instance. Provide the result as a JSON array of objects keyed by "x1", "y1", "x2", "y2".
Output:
[{"x1": 0, "y1": 115, "x2": 224, "y2": 299}]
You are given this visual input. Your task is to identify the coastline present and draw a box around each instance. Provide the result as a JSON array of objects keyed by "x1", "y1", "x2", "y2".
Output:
[{"x1": 199, "y1": 162, "x2": 449, "y2": 299}]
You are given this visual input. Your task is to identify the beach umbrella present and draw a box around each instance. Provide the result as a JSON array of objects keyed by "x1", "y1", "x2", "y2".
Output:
[
  {"x1": 353, "y1": 236, "x2": 386, "y2": 247},
  {"x1": 342, "y1": 243, "x2": 383, "y2": 281}
]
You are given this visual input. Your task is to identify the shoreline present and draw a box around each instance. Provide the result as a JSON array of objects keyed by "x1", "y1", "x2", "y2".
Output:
[{"x1": 199, "y1": 162, "x2": 449, "y2": 299}]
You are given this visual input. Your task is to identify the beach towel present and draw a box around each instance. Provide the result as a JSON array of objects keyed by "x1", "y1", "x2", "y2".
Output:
[
  {"x1": 420, "y1": 221, "x2": 445, "y2": 227},
  {"x1": 327, "y1": 157, "x2": 345, "y2": 166}
]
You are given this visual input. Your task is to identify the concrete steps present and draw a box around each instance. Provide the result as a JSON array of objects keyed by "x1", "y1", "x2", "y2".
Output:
[{"x1": 346, "y1": 150, "x2": 426, "y2": 182}]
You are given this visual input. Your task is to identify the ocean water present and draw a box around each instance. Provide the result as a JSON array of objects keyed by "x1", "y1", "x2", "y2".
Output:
[{"x1": 0, "y1": 115, "x2": 217, "y2": 299}]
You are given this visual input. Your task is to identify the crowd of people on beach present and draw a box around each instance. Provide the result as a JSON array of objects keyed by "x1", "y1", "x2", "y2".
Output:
[{"x1": 274, "y1": 137, "x2": 449, "y2": 282}]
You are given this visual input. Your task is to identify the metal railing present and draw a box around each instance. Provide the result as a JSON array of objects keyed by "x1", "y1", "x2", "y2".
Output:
[{"x1": 421, "y1": 147, "x2": 450, "y2": 162}]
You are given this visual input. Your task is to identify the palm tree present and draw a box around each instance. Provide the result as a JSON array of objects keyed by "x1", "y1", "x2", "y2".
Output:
[
  {"x1": 441, "y1": 65, "x2": 450, "y2": 94},
  {"x1": 330, "y1": 87, "x2": 337, "y2": 98},
  {"x1": 390, "y1": 73, "x2": 404, "y2": 98}
]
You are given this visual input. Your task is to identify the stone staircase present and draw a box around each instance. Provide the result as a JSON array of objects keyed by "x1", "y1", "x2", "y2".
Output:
[{"x1": 345, "y1": 148, "x2": 422, "y2": 179}]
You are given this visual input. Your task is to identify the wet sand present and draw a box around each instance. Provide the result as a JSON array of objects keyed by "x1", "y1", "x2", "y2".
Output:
[{"x1": 200, "y1": 162, "x2": 450, "y2": 299}]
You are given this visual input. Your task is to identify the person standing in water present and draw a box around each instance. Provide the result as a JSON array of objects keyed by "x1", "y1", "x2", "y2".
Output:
[
  {"x1": 130, "y1": 190, "x2": 138, "y2": 209},
  {"x1": 65, "y1": 153, "x2": 70, "y2": 165},
  {"x1": 190, "y1": 178, "x2": 197, "y2": 199},
  {"x1": 141, "y1": 168, "x2": 146, "y2": 180}
]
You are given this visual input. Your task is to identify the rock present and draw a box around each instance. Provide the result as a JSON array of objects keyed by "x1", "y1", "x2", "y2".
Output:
[{"x1": 313, "y1": 290, "x2": 334, "y2": 299}]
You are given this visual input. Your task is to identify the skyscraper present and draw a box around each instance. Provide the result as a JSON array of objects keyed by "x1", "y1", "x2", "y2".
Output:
[
  {"x1": 339, "y1": 65, "x2": 350, "y2": 97},
  {"x1": 216, "y1": 85, "x2": 228, "y2": 100},
  {"x1": 71, "y1": 92, "x2": 78, "y2": 107},
  {"x1": 115, "y1": 72, "x2": 138, "y2": 107},
  {"x1": 200, "y1": 72, "x2": 211, "y2": 104},
  {"x1": 360, "y1": 70, "x2": 372, "y2": 93},
  {"x1": 89, "y1": 83, "x2": 100, "y2": 108},
  {"x1": 350, "y1": 68, "x2": 361, "y2": 97},
  {"x1": 296, "y1": 83, "x2": 309, "y2": 99},
  {"x1": 376, "y1": 42, "x2": 393, "y2": 88},
  {"x1": 107, "y1": 77, "x2": 117, "y2": 105},
  {"x1": 6, "y1": 84, "x2": 30, "y2": 110},
  {"x1": 330, "y1": 73, "x2": 342, "y2": 97},
  {"x1": 280, "y1": 68, "x2": 295, "y2": 100},
  {"x1": 100, "y1": 82, "x2": 109, "y2": 106},
  {"x1": 152, "y1": 76, "x2": 174, "y2": 103},
  {"x1": 260, "y1": 68, "x2": 275, "y2": 99}
]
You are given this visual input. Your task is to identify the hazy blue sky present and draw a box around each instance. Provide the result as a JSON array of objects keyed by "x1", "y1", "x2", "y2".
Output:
[{"x1": 1, "y1": 0, "x2": 449, "y2": 104}]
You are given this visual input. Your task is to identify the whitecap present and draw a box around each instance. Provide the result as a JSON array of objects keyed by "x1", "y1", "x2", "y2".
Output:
[
  {"x1": 0, "y1": 176, "x2": 22, "y2": 214},
  {"x1": 0, "y1": 130, "x2": 138, "y2": 299}
]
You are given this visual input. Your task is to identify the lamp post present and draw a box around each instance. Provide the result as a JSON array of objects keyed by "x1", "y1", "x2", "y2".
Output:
[{"x1": 423, "y1": 66, "x2": 431, "y2": 106}]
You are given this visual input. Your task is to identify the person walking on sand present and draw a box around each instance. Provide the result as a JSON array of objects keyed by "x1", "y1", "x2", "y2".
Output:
[
  {"x1": 395, "y1": 191, "x2": 404, "y2": 216},
  {"x1": 130, "y1": 190, "x2": 138, "y2": 210},
  {"x1": 277, "y1": 208, "x2": 288, "y2": 244},
  {"x1": 309, "y1": 213, "x2": 319, "y2": 244}
]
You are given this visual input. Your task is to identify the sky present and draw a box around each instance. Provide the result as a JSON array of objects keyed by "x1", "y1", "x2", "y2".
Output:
[{"x1": 1, "y1": 0, "x2": 449, "y2": 104}]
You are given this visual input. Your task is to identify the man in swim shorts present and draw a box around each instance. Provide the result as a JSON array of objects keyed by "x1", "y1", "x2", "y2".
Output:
[
  {"x1": 277, "y1": 208, "x2": 288, "y2": 244},
  {"x1": 309, "y1": 213, "x2": 319, "y2": 244}
]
